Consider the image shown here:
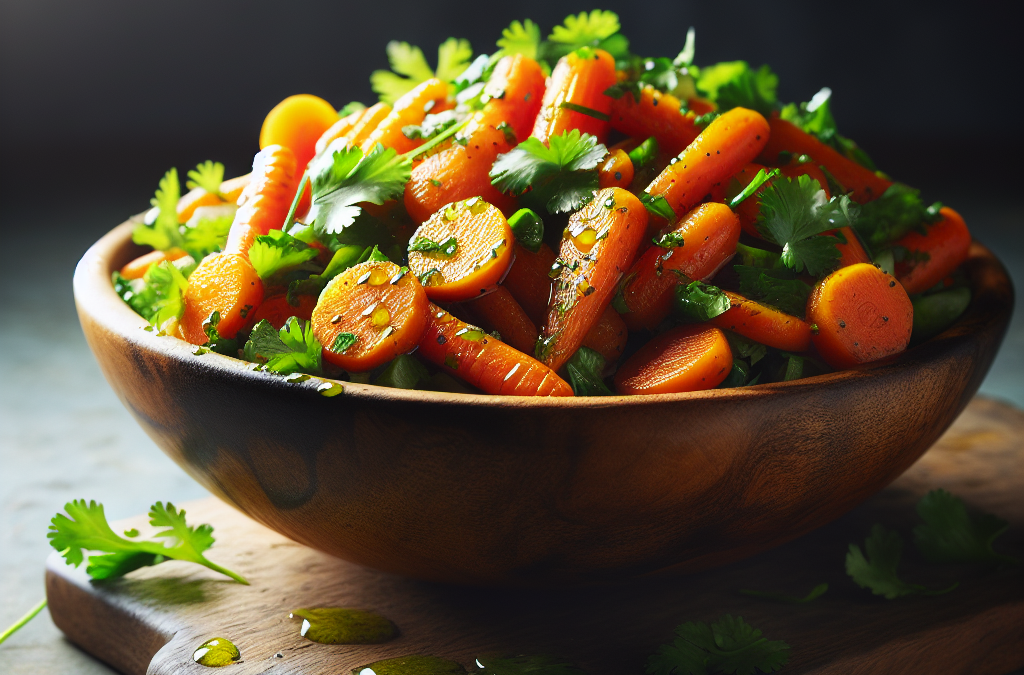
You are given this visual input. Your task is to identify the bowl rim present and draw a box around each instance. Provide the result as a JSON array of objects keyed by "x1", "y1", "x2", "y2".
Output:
[{"x1": 75, "y1": 215, "x2": 1014, "y2": 409}]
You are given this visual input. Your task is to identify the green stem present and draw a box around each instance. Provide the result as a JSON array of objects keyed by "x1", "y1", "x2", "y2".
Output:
[
  {"x1": 401, "y1": 117, "x2": 470, "y2": 161},
  {"x1": 282, "y1": 172, "x2": 310, "y2": 233},
  {"x1": 201, "y1": 558, "x2": 250, "y2": 585},
  {"x1": 0, "y1": 599, "x2": 47, "y2": 646}
]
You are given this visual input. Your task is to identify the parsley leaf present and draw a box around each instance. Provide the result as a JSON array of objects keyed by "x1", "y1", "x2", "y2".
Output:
[
  {"x1": 757, "y1": 174, "x2": 856, "y2": 277},
  {"x1": 565, "y1": 347, "x2": 612, "y2": 396},
  {"x1": 507, "y1": 208, "x2": 545, "y2": 253},
  {"x1": 734, "y1": 266, "x2": 811, "y2": 317},
  {"x1": 646, "y1": 614, "x2": 790, "y2": 675},
  {"x1": 132, "y1": 260, "x2": 190, "y2": 335},
  {"x1": 675, "y1": 281, "x2": 731, "y2": 323},
  {"x1": 780, "y1": 88, "x2": 876, "y2": 171},
  {"x1": 497, "y1": 19, "x2": 541, "y2": 59},
  {"x1": 696, "y1": 62, "x2": 778, "y2": 117},
  {"x1": 371, "y1": 38, "x2": 473, "y2": 104},
  {"x1": 436, "y1": 37, "x2": 473, "y2": 82},
  {"x1": 373, "y1": 354, "x2": 431, "y2": 390},
  {"x1": 740, "y1": 583, "x2": 828, "y2": 604},
  {"x1": 474, "y1": 654, "x2": 586, "y2": 675},
  {"x1": 199, "y1": 311, "x2": 238, "y2": 356},
  {"x1": 182, "y1": 204, "x2": 235, "y2": 260},
  {"x1": 846, "y1": 524, "x2": 959, "y2": 599},
  {"x1": 48, "y1": 499, "x2": 247, "y2": 584},
  {"x1": 545, "y1": 10, "x2": 630, "y2": 60},
  {"x1": 243, "y1": 318, "x2": 323, "y2": 375},
  {"x1": 185, "y1": 160, "x2": 225, "y2": 196},
  {"x1": 133, "y1": 168, "x2": 185, "y2": 252},
  {"x1": 248, "y1": 229, "x2": 319, "y2": 280},
  {"x1": 409, "y1": 235, "x2": 458, "y2": 257},
  {"x1": 852, "y1": 183, "x2": 943, "y2": 252},
  {"x1": 490, "y1": 129, "x2": 607, "y2": 214},
  {"x1": 913, "y1": 489, "x2": 1019, "y2": 566}
]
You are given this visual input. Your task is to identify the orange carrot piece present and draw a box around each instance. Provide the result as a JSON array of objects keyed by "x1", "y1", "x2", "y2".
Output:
[
  {"x1": 360, "y1": 79, "x2": 448, "y2": 155},
  {"x1": 620, "y1": 202, "x2": 741, "y2": 331},
  {"x1": 220, "y1": 174, "x2": 252, "y2": 205},
  {"x1": 259, "y1": 94, "x2": 339, "y2": 173},
  {"x1": 614, "y1": 325, "x2": 733, "y2": 395},
  {"x1": 807, "y1": 263, "x2": 913, "y2": 369},
  {"x1": 711, "y1": 291, "x2": 812, "y2": 352},
  {"x1": 894, "y1": 207, "x2": 971, "y2": 295},
  {"x1": 582, "y1": 305, "x2": 629, "y2": 363},
  {"x1": 647, "y1": 107, "x2": 770, "y2": 221},
  {"x1": 531, "y1": 48, "x2": 617, "y2": 145},
  {"x1": 224, "y1": 145, "x2": 297, "y2": 255},
  {"x1": 180, "y1": 253, "x2": 264, "y2": 344},
  {"x1": 406, "y1": 198, "x2": 514, "y2": 302},
  {"x1": 311, "y1": 260, "x2": 429, "y2": 372},
  {"x1": 608, "y1": 85, "x2": 701, "y2": 157},
  {"x1": 119, "y1": 248, "x2": 189, "y2": 280},
  {"x1": 418, "y1": 304, "x2": 573, "y2": 397},
  {"x1": 686, "y1": 97, "x2": 717, "y2": 115},
  {"x1": 313, "y1": 105, "x2": 369, "y2": 156},
  {"x1": 541, "y1": 187, "x2": 649, "y2": 371},
  {"x1": 468, "y1": 286, "x2": 538, "y2": 354},
  {"x1": 503, "y1": 242, "x2": 556, "y2": 326},
  {"x1": 835, "y1": 226, "x2": 871, "y2": 267},
  {"x1": 475, "y1": 54, "x2": 547, "y2": 141},
  {"x1": 598, "y1": 149, "x2": 634, "y2": 189},
  {"x1": 247, "y1": 293, "x2": 317, "y2": 330},
  {"x1": 757, "y1": 118, "x2": 891, "y2": 204},
  {"x1": 177, "y1": 188, "x2": 223, "y2": 223}
]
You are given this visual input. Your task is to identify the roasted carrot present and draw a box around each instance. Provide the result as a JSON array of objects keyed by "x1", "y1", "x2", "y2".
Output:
[
  {"x1": 418, "y1": 304, "x2": 573, "y2": 396},
  {"x1": 224, "y1": 145, "x2": 297, "y2": 255},
  {"x1": 582, "y1": 305, "x2": 628, "y2": 363},
  {"x1": 360, "y1": 79, "x2": 449, "y2": 155},
  {"x1": 259, "y1": 94, "x2": 339, "y2": 173},
  {"x1": 647, "y1": 107, "x2": 770, "y2": 221},
  {"x1": 220, "y1": 174, "x2": 251, "y2": 205},
  {"x1": 614, "y1": 325, "x2": 733, "y2": 395},
  {"x1": 541, "y1": 187, "x2": 648, "y2": 371},
  {"x1": 311, "y1": 260, "x2": 429, "y2": 372},
  {"x1": 180, "y1": 253, "x2": 264, "y2": 344},
  {"x1": 598, "y1": 149, "x2": 634, "y2": 189},
  {"x1": 894, "y1": 206, "x2": 971, "y2": 295},
  {"x1": 608, "y1": 85, "x2": 702, "y2": 157},
  {"x1": 710, "y1": 291, "x2": 812, "y2": 352},
  {"x1": 686, "y1": 97, "x2": 717, "y2": 115},
  {"x1": 620, "y1": 202, "x2": 741, "y2": 331},
  {"x1": 119, "y1": 248, "x2": 189, "y2": 280},
  {"x1": 503, "y1": 242, "x2": 556, "y2": 326},
  {"x1": 313, "y1": 105, "x2": 370, "y2": 156},
  {"x1": 246, "y1": 293, "x2": 317, "y2": 330},
  {"x1": 176, "y1": 187, "x2": 223, "y2": 223},
  {"x1": 531, "y1": 48, "x2": 617, "y2": 145},
  {"x1": 807, "y1": 262, "x2": 913, "y2": 369},
  {"x1": 757, "y1": 118, "x2": 891, "y2": 203},
  {"x1": 467, "y1": 286, "x2": 538, "y2": 354},
  {"x1": 406, "y1": 197, "x2": 514, "y2": 302},
  {"x1": 475, "y1": 53, "x2": 547, "y2": 141}
]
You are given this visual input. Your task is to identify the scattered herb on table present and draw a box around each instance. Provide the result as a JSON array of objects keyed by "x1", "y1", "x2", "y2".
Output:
[
  {"x1": 846, "y1": 523, "x2": 958, "y2": 599},
  {"x1": 646, "y1": 614, "x2": 790, "y2": 675}
]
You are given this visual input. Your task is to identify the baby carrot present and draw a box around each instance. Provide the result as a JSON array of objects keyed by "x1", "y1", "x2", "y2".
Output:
[
  {"x1": 476, "y1": 53, "x2": 547, "y2": 141},
  {"x1": 219, "y1": 174, "x2": 251, "y2": 205},
  {"x1": 119, "y1": 248, "x2": 188, "y2": 280},
  {"x1": 541, "y1": 187, "x2": 648, "y2": 371},
  {"x1": 582, "y1": 305, "x2": 628, "y2": 363},
  {"x1": 614, "y1": 325, "x2": 733, "y2": 395},
  {"x1": 608, "y1": 85, "x2": 701, "y2": 157},
  {"x1": 224, "y1": 145, "x2": 297, "y2": 255},
  {"x1": 894, "y1": 206, "x2": 971, "y2": 295},
  {"x1": 311, "y1": 260, "x2": 430, "y2": 372},
  {"x1": 313, "y1": 105, "x2": 369, "y2": 156},
  {"x1": 619, "y1": 202, "x2": 741, "y2": 331},
  {"x1": 598, "y1": 149, "x2": 634, "y2": 189},
  {"x1": 406, "y1": 197, "x2": 513, "y2": 302},
  {"x1": 502, "y1": 242, "x2": 556, "y2": 326},
  {"x1": 320, "y1": 102, "x2": 392, "y2": 155},
  {"x1": 467, "y1": 286, "x2": 538, "y2": 354},
  {"x1": 259, "y1": 94, "x2": 339, "y2": 173},
  {"x1": 360, "y1": 79, "x2": 449, "y2": 155},
  {"x1": 531, "y1": 48, "x2": 617, "y2": 145},
  {"x1": 646, "y1": 107, "x2": 770, "y2": 221},
  {"x1": 757, "y1": 118, "x2": 891, "y2": 203},
  {"x1": 807, "y1": 262, "x2": 914, "y2": 369},
  {"x1": 180, "y1": 253, "x2": 263, "y2": 344},
  {"x1": 176, "y1": 187, "x2": 223, "y2": 223},
  {"x1": 710, "y1": 291, "x2": 812, "y2": 352},
  {"x1": 418, "y1": 304, "x2": 573, "y2": 396}
]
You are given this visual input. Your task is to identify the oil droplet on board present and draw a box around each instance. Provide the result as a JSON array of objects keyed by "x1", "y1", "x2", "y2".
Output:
[
  {"x1": 354, "y1": 654, "x2": 466, "y2": 675},
  {"x1": 288, "y1": 607, "x2": 397, "y2": 645},
  {"x1": 192, "y1": 638, "x2": 240, "y2": 667}
]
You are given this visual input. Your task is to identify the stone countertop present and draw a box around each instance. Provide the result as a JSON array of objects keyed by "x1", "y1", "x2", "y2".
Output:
[{"x1": 1, "y1": 197, "x2": 1020, "y2": 674}]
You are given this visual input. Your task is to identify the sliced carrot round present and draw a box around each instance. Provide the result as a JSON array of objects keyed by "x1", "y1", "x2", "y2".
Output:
[
  {"x1": 259, "y1": 94, "x2": 339, "y2": 172},
  {"x1": 711, "y1": 291, "x2": 812, "y2": 352},
  {"x1": 614, "y1": 325, "x2": 733, "y2": 395},
  {"x1": 807, "y1": 263, "x2": 913, "y2": 370},
  {"x1": 406, "y1": 197, "x2": 513, "y2": 302},
  {"x1": 180, "y1": 253, "x2": 264, "y2": 344},
  {"x1": 311, "y1": 260, "x2": 429, "y2": 372}
]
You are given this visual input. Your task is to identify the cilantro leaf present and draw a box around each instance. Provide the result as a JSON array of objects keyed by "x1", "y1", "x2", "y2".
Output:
[
  {"x1": 852, "y1": 183, "x2": 942, "y2": 252},
  {"x1": 132, "y1": 260, "x2": 189, "y2": 335},
  {"x1": 185, "y1": 160, "x2": 225, "y2": 196},
  {"x1": 697, "y1": 62, "x2": 778, "y2": 117},
  {"x1": 370, "y1": 38, "x2": 472, "y2": 104},
  {"x1": 565, "y1": 347, "x2": 612, "y2": 396},
  {"x1": 734, "y1": 266, "x2": 811, "y2": 317},
  {"x1": 507, "y1": 208, "x2": 545, "y2": 253},
  {"x1": 846, "y1": 524, "x2": 959, "y2": 599},
  {"x1": 780, "y1": 88, "x2": 875, "y2": 171},
  {"x1": 675, "y1": 281, "x2": 731, "y2": 323},
  {"x1": 757, "y1": 174, "x2": 856, "y2": 276},
  {"x1": 740, "y1": 583, "x2": 829, "y2": 604},
  {"x1": 435, "y1": 37, "x2": 473, "y2": 82},
  {"x1": 198, "y1": 311, "x2": 238, "y2": 356},
  {"x1": 727, "y1": 168, "x2": 779, "y2": 210},
  {"x1": 491, "y1": 130, "x2": 607, "y2": 214},
  {"x1": 725, "y1": 331, "x2": 768, "y2": 367},
  {"x1": 474, "y1": 654, "x2": 586, "y2": 675},
  {"x1": 133, "y1": 168, "x2": 185, "y2": 252},
  {"x1": 182, "y1": 204, "x2": 235, "y2": 260},
  {"x1": 48, "y1": 499, "x2": 247, "y2": 584},
  {"x1": 248, "y1": 229, "x2": 319, "y2": 280},
  {"x1": 646, "y1": 614, "x2": 790, "y2": 675},
  {"x1": 373, "y1": 354, "x2": 431, "y2": 390},
  {"x1": 331, "y1": 332, "x2": 359, "y2": 354},
  {"x1": 242, "y1": 317, "x2": 322, "y2": 375},
  {"x1": 409, "y1": 235, "x2": 458, "y2": 257},
  {"x1": 497, "y1": 19, "x2": 541, "y2": 59},
  {"x1": 913, "y1": 489, "x2": 1019, "y2": 566},
  {"x1": 545, "y1": 10, "x2": 629, "y2": 60}
]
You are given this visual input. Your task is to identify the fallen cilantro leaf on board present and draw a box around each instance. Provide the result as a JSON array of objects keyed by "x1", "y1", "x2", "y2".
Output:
[
  {"x1": 243, "y1": 317, "x2": 323, "y2": 375},
  {"x1": 913, "y1": 489, "x2": 1020, "y2": 566},
  {"x1": 740, "y1": 582, "x2": 828, "y2": 604},
  {"x1": 185, "y1": 160, "x2": 225, "y2": 196},
  {"x1": 248, "y1": 229, "x2": 320, "y2": 280},
  {"x1": 846, "y1": 524, "x2": 958, "y2": 599},
  {"x1": 496, "y1": 19, "x2": 541, "y2": 59},
  {"x1": 646, "y1": 614, "x2": 790, "y2": 675},
  {"x1": 697, "y1": 61, "x2": 778, "y2": 117},
  {"x1": 132, "y1": 168, "x2": 185, "y2": 252},
  {"x1": 675, "y1": 281, "x2": 731, "y2": 323},
  {"x1": 48, "y1": 500, "x2": 247, "y2": 584},
  {"x1": 371, "y1": 38, "x2": 473, "y2": 104},
  {"x1": 565, "y1": 347, "x2": 612, "y2": 396},
  {"x1": 474, "y1": 653, "x2": 587, "y2": 675}
]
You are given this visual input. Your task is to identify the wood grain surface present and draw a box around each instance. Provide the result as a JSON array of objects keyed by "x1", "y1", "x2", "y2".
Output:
[{"x1": 45, "y1": 396, "x2": 1023, "y2": 675}]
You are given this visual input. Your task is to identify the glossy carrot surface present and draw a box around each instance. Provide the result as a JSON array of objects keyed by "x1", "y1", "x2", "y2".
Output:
[
  {"x1": 502, "y1": 242, "x2": 556, "y2": 326},
  {"x1": 360, "y1": 79, "x2": 448, "y2": 155},
  {"x1": 609, "y1": 85, "x2": 701, "y2": 157},
  {"x1": 895, "y1": 207, "x2": 971, "y2": 295},
  {"x1": 468, "y1": 286, "x2": 538, "y2": 355},
  {"x1": 582, "y1": 305, "x2": 629, "y2": 363},
  {"x1": 224, "y1": 145, "x2": 297, "y2": 254},
  {"x1": 180, "y1": 253, "x2": 264, "y2": 343},
  {"x1": 531, "y1": 48, "x2": 617, "y2": 144},
  {"x1": 614, "y1": 325, "x2": 733, "y2": 395},
  {"x1": 711, "y1": 291, "x2": 812, "y2": 352}
]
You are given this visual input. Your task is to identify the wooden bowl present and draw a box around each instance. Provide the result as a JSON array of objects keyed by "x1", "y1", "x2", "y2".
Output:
[{"x1": 74, "y1": 217, "x2": 1014, "y2": 586}]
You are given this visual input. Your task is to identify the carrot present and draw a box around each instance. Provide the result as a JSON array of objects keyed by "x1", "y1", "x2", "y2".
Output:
[
  {"x1": 246, "y1": 293, "x2": 317, "y2": 330},
  {"x1": 418, "y1": 304, "x2": 573, "y2": 397},
  {"x1": 598, "y1": 149, "x2": 634, "y2": 189},
  {"x1": 176, "y1": 187, "x2": 223, "y2": 223},
  {"x1": 614, "y1": 325, "x2": 733, "y2": 395},
  {"x1": 259, "y1": 94, "x2": 339, "y2": 173},
  {"x1": 224, "y1": 145, "x2": 297, "y2": 255},
  {"x1": 503, "y1": 242, "x2": 556, "y2": 325},
  {"x1": 541, "y1": 187, "x2": 648, "y2": 371},
  {"x1": 710, "y1": 291, "x2": 812, "y2": 352},
  {"x1": 406, "y1": 197, "x2": 514, "y2": 302},
  {"x1": 806, "y1": 262, "x2": 913, "y2": 369},
  {"x1": 834, "y1": 226, "x2": 871, "y2": 267},
  {"x1": 119, "y1": 248, "x2": 189, "y2": 280},
  {"x1": 180, "y1": 253, "x2": 264, "y2": 344},
  {"x1": 475, "y1": 53, "x2": 546, "y2": 141},
  {"x1": 313, "y1": 105, "x2": 369, "y2": 156},
  {"x1": 894, "y1": 206, "x2": 971, "y2": 295},
  {"x1": 757, "y1": 118, "x2": 891, "y2": 204},
  {"x1": 619, "y1": 202, "x2": 741, "y2": 331},
  {"x1": 647, "y1": 107, "x2": 770, "y2": 221},
  {"x1": 582, "y1": 305, "x2": 628, "y2": 363},
  {"x1": 686, "y1": 97, "x2": 717, "y2": 115},
  {"x1": 311, "y1": 260, "x2": 429, "y2": 372},
  {"x1": 467, "y1": 286, "x2": 538, "y2": 354},
  {"x1": 531, "y1": 48, "x2": 617, "y2": 145},
  {"x1": 360, "y1": 79, "x2": 449, "y2": 155},
  {"x1": 608, "y1": 85, "x2": 701, "y2": 157},
  {"x1": 219, "y1": 174, "x2": 251, "y2": 205}
]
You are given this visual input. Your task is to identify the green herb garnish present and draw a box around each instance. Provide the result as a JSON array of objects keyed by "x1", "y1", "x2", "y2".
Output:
[
  {"x1": 371, "y1": 38, "x2": 473, "y2": 104},
  {"x1": 846, "y1": 524, "x2": 958, "y2": 599},
  {"x1": 646, "y1": 614, "x2": 790, "y2": 675},
  {"x1": 913, "y1": 489, "x2": 1019, "y2": 566},
  {"x1": 243, "y1": 317, "x2": 323, "y2": 375},
  {"x1": 675, "y1": 281, "x2": 731, "y2": 323}
]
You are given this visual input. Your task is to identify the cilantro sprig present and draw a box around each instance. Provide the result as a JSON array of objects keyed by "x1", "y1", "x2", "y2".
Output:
[
  {"x1": 852, "y1": 183, "x2": 943, "y2": 252},
  {"x1": 113, "y1": 260, "x2": 191, "y2": 335},
  {"x1": 846, "y1": 524, "x2": 958, "y2": 599},
  {"x1": 734, "y1": 266, "x2": 811, "y2": 317},
  {"x1": 780, "y1": 88, "x2": 875, "y2": 171},
  {"x1": 496, "y1": 10, "x2": 630, "y2": 68},
  {"x1": 647, "y1": 614, "x2": 790, "y2": 675},
  {"x1": 243, "y1": 317, "x2": 323, "y2": 375},
  {"x1": 371, "y1": 38, "x2": 473, "y2": 104},
  {"x1": 248, "y1": 229, "x2": 319, "y2": 280},
  {"x1": 675, "y1": 281, "x2": 731, "y2": 323},
  {"x1": 133, "y1": 168, "x2": 184, "y2": 252},
  {"x1": 186, "y1": 160, "x2": 225, "y2": 196}
]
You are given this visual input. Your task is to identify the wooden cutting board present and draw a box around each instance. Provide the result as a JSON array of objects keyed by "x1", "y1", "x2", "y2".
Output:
[{"x1": 45, "y1": 397, "x2": 1024, "y2": 675}]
